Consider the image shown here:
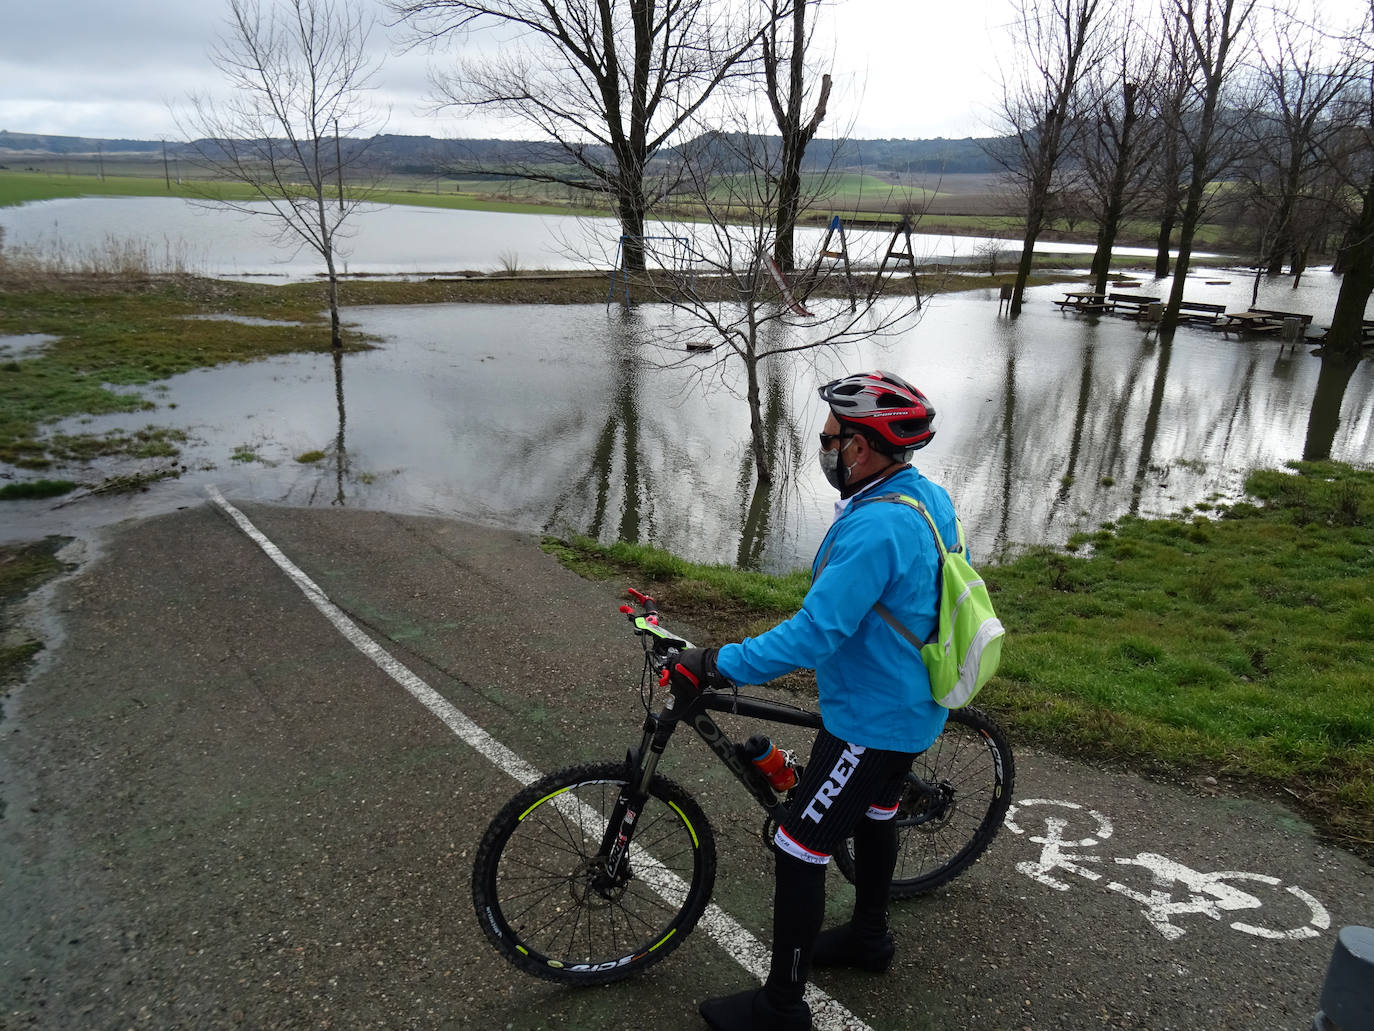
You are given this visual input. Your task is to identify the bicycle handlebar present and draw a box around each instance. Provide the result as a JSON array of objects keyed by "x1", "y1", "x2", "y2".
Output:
[{"x1": 620, "y1": 589, "x2": 692, "y2": 660}]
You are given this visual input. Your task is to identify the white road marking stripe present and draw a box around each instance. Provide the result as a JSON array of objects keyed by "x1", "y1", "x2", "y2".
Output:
[{"x1": 207, "y1": 487, "x2": 872, "y2": 1031}]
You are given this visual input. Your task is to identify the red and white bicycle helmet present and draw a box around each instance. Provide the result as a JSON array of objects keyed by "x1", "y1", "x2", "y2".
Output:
[{"x1": 818, "y1": 370, "x2": 936, "y2": 453}]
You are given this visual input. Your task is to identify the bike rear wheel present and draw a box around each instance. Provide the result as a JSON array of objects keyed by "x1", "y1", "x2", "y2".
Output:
[
  {"x1": 833, "y1": 705, "x2": 1014, "y2": 897},
  {"x1": 471, "y1": 761, "x2": 717, "y2": 985}
]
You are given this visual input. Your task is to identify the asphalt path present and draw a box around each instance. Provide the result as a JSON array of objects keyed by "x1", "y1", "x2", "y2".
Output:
[{"x1": 1, "y1": 497, "x2": 1370, "y2": 1030}]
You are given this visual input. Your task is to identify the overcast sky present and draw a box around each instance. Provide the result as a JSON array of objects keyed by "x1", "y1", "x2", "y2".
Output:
[{"x1": 1, "y1": 0, "x2": 1369, "y2": 144}]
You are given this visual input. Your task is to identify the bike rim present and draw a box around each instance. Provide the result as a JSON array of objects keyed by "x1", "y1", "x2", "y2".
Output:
[
  {"x1": 894, "y1": 720, "x2": 1005, "y2": 882},
  {"x1": 485, "y1": 778, "x2": 704, "y2": 975}
]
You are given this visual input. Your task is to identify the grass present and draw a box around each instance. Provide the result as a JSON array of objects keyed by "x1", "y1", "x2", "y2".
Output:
[
  {"x1": 0, "y1": 169, "x2": 1246, "y2": 253},
  {"x1": 0, "y1": 274, "x2": 372, "y2": 469},
  {"x1": 0, "y1": 536, "x2": 70, "y2": 692},
  {"x1": 0, "y1": 478, "x2": 78, "y2": 500},
  {"x1": 0, "y1": 169, "x2": 607, "y2": 217},
  {"x1": 544, "y1": 461, "x2": 1374, "y2": 858}
]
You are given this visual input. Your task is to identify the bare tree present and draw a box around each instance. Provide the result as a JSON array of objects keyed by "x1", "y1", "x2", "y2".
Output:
[
  {"x1": 1234, "y1": 4, "x2": 1359, "y2": 279},
  {"x1": 1158, "y1": 0, "x2": 1259, "y2": 331},
  {"x1": 989, "y1": 0, "x2": 1109, "y2": 316},
  {"x1": 1076, "y1": 32, "x2": 1164, "y2": 296},
  {"x1": 762, "y1": 0, "x2": 831, "y2": 271},
  {"x1": 633, "y1": 125, "x2": 921, "y2": 485},
  {"x1": 1325, "y1": 1, "x2": 1374, "y2": 354},
  {"x1": 390, "y1": 0, "x2": 770, "y2": 272},
  {"x1": 180, "y1": 0, "x2": 382, "y2": 350},
  {"x1": 1147, "y1": 47, "x2": 1195, "y2": 278}
]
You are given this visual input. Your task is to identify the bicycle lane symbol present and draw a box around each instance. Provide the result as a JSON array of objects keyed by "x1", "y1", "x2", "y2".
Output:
[{"x1": 1004, "y1": 799, "x2": 1332, "y2": 943}]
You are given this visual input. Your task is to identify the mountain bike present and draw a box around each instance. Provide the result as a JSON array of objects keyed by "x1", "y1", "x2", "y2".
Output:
[{"x1": 471, "y1": 589, "x2": 1015, "y2": 985}]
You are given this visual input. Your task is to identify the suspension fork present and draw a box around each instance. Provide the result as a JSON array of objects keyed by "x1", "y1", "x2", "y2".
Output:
[{"x1": 595, "y1": 695, "x2": 685, "y2": 881}]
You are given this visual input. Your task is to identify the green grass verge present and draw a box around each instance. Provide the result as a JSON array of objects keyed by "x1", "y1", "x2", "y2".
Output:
[
  {"x1": 0, "y1": 169, "x2": 604, "y2": 217},
  {"x1": 0, "y1": 275, "x2": 370, "y2": 469},
  {"x1": 544, "y1": 461, "x2": 1374, "y2": 857}
]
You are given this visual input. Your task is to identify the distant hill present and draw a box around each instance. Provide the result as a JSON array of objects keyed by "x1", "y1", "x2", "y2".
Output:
[{"x1": 0, "y1": 129, "x2": 1003, "y2": 175}]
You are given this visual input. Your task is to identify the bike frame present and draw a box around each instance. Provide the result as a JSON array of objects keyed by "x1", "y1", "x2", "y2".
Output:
[{"x1": 596, "y1": 657, "x2": 943, "y2": 883}]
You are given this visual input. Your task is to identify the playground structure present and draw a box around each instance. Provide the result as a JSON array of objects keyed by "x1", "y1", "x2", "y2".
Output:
[{"x1": 605, "y1": 216, "x2": 925, "y2": 312}]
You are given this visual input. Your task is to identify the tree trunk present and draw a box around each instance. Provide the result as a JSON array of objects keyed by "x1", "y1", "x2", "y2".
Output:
[
  {"x1": 774, "y1": 146, "x2": 803, "y2": 272},
  {"x1": 316, "y1": 193, "x2": 344, "y2": 351},
  {"x1": 1154, "y1": 205, "x2": 1177, "y2": 279},
  {"x1": 617, "y1": 181, "x2": 648, "y2": 272},
  {"x1": 1163, "y1": 178, "x2": 1206, "y2": 330},
  {"x1": 1326, "y1": 171, "x2": 1374, "y2": 355},
  {"x1": 1090, "y1": 187, "x2": 1126, "y2": 296},
  {"x1": 1010, "y1": 204, "x2": 1046, "y2": 317}
]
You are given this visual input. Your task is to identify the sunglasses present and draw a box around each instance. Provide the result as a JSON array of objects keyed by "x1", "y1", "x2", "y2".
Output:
[{"x1": 818, "y1": 432, "x2": 854, "y2": 450}]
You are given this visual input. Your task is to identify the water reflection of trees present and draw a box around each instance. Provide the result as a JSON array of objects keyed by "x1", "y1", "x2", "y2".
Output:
[
  {"x1": 541, "y1": 307, "x2": 657, "y2": 543},
  {"x1": 961, "y1": 324, "x2": 1157, "y2": 556},
  {"x1": 1303, "y1": 352, "x2": 1363, "y2": 462},
  {"x1": 734, "y1": 357, "x2": 804, "y2": 569},
  {"x1": 532, "y1": 307, "x2": 807, "y2": 567},
  {"x1": 958, "y1": 318, "x2": 1373, "y2": 557},
  {"x1": 302, "y1": 348, "x2": 349, "y2": 506}
]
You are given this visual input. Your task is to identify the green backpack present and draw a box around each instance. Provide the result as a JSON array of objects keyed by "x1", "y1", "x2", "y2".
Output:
[{"x1": 851, "y1": 493, "x2": 1005, "y2": 708}]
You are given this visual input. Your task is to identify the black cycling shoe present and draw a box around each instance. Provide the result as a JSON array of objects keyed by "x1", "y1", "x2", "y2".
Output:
[
  {"x1": 698, "y1": 988, "x2": 813, "y2": 1030},
  {"x1": 811, "y1": 924, "x2": 896, "y2": 973}
]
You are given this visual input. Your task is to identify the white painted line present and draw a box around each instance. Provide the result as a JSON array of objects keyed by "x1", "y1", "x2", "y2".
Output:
[{"x1": 206, "y1": 487, "x2": 872, "y2": 1031}]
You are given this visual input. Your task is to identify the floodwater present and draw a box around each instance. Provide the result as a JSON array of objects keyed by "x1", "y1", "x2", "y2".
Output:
[
  {"x1": 4, "y1": 269, "x2": 1370, "y2": 572},
  {"x1": 0, "y1": 196, "x2": 1203, "y2": 281}
]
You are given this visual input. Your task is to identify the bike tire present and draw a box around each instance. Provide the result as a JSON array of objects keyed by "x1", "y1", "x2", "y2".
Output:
[
  {"x1": 833, "y1": 705, "x2": 1015, "y2": 897},
  {"x1": 471, "y1": 761, "x2": 717, "y2": 985}
]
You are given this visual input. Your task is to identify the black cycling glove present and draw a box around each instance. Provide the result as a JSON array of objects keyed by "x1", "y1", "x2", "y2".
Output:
[{"x1": 670, "y1": 647, "x2": 724, "y2": 692}]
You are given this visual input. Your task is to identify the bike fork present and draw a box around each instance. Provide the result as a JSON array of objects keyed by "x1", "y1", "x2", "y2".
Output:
[{"x1": 596, "y1": 722, "x2": 670, "y2": 881}]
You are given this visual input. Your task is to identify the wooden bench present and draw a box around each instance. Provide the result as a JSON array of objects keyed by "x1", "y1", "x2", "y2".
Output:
[
  {"x1": 1176, "y1": 300, "x2": 1227, "y2": 325},
  {"x1": 1107, "y1": 292, "x2": 1161, "y2": 317}
]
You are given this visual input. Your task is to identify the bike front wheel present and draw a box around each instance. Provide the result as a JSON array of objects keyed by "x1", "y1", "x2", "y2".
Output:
[
  {"x1": 471, "y1": 761, "x2": 717, "y2": 985},
  {"x1": 833, "y1": 705, "x2": 1015, "y2": 897}
]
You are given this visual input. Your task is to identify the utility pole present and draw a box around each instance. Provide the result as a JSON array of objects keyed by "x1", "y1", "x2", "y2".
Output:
[{"x1": 335, "y1": 119, "x2": 344, "y2": 211}]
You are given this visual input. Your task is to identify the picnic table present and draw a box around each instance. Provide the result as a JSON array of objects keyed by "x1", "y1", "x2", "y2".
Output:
[
  {"x1": 1220, "y1": 310, "x2": 1283, "y2": 332},
  {"x1": 1056, "y1": 291, "x2": 1108, "y2": 312},
  {"x1": 1219, "y1": 309, "x2": 1314, "y2": 335}
]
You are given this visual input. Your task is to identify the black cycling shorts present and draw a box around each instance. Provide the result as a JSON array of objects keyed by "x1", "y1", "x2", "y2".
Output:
[{"x1": 773, "y1": 726, "x2": 917, "y2": 865}]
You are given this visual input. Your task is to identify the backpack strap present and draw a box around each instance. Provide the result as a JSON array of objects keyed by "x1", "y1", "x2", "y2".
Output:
[{"x1": 814, "y1": 492, "x2": 962, "y2": 649}]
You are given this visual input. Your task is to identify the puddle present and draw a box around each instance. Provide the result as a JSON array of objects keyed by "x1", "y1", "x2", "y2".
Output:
[
  {"x1": 0, "y1": 334, "x2": 59, "y2": 359},
  {"x1": 178, "y1": 314, "x2": 309, "y2": 328}
]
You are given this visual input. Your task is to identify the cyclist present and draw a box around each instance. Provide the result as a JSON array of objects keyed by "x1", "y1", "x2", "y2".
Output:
[{"x1": 671, "y1": 370, "x2": 958, "y2": 1031}]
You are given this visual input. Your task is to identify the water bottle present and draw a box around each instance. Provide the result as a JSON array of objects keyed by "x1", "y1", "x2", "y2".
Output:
[{"x1": 745, "y1": 734, "x2": 797, "y2": 792}]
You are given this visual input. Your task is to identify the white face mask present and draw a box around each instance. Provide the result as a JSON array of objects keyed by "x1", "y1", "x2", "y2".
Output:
[{"x1": 817, "y1": 436, "x2": 859, "y2": 491}]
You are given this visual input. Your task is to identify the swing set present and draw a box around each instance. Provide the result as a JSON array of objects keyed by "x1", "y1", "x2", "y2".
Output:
[{"x1": 605, "y1": 217, "x2": 923, "y2": 311}]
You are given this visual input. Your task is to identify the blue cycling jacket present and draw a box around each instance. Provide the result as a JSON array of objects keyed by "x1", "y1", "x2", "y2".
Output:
[{"x1": 715, "y1": 465, "x2": 956, "y2": 753}]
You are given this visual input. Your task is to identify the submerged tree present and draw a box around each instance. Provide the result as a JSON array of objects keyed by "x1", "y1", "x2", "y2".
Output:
[
  {"x1": 1235, "y1": 4, "x2": 1358, "y2": 279},
  {"x1": 180, "y1": 0, "x2": 382, "y2": 349},
  {"x1": 390, "y1": 0, "x2": 768, "y2": 271},
  {"x1": 632, "y1": 122, "x2": 921, "y2": 485},
  {"x1": 1325, "y1": 1, "x2": 1374, "y2": 355},
  {"x1": 1076, "y1": 28, "x2": 1164, "y2": 296},
  {"x1": 1158, "y1": 0, "x2": 1259, "y2": 331},
  {"x1": 990, "y1": 0, "x2": 1109, "y2": 316}
]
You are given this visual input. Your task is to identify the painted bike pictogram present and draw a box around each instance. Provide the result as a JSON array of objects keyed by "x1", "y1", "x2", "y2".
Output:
[{"x1": 1005, "y1": 799, "x2": 1331, "y2": 942}]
